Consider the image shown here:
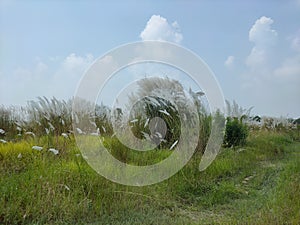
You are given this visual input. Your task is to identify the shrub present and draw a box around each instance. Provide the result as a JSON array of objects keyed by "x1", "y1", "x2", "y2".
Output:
[{"x1": 224, "y1": 117, "x2": 248, "y2": 147}]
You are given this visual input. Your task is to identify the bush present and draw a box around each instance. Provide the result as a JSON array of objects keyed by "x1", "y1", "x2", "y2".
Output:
[{"x1": 224, "y1": 117, "x2": 248, "y2": 147}]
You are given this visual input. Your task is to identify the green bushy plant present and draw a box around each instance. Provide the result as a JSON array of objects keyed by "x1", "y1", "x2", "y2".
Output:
[{"x1": 224, "y1": 117, "x2": 248, "y2": 147}]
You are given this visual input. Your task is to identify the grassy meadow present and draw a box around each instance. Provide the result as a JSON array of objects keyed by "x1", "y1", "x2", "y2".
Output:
[
  {"x1": 1, "y1": 129, "x2": 299, "y2": 224},
  {"x1": 0, "y1": 94, "x2": 299, "y2": 224}
]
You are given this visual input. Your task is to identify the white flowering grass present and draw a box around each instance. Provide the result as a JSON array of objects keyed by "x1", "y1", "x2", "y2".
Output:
[
  {"x1": 32, "y1": 146, "x2": 43, "y2": 151},
  {"x1": 48, "y1": 148, "x2": 59, "y2": 155}
]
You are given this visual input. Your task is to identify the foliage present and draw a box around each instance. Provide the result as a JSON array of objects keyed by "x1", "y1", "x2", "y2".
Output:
[
  {"x1": 224, "y1": 117, "x2": 248, "y2": 147},
  {"x1": 0, "y1": 97, "x2": 114, "y2": 143},
  {"x1": 0, "y1": 105, "x2": 26, "y2": 139},
  {"x1": 1, "y1": 83, "x2": 299, "y2": 223},
  {"x1": 293, "y1": 117, "x2": 300, "y2": 125},
  {"x1": 0, "y1": 130, "x2": 299, "y2": 224},
  {"x1": 27, "y1": 96, "x2": 73, "y2": 137},
  {"x1": 129, "y1": 96, "x2": 181, "y2": 149},
  {"x1": 126, "y1": 77, "x2": 214, "y2": 151}
]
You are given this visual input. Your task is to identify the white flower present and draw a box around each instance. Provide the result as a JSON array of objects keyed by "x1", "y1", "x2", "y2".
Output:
[
  {"x1": 130, "y1": 119, "x2": 138, "y2": 123},
  {"x1": 159, "y1": 109, "x2": 171, "y2": 116},
  {"x1": 62, "y1": 133, "x2": 68, "y2": 138},
  {"x1": 25, "y1": 132, "x2": 35, "y2": 137},
  {"x1": 48, "y1": 148, "x2": 59, "y2": 155},
  {"x1": 32, "y1": 146, "x2": 43, "y2": 151},
  {"x1": 144, "y1": 118, "x2": 150, "y2": 128},
  {"x1": 76, "y1": 128, "x2": 84, "y2": 134},
  {"x1": 154, "y1": 132, "x2": 163, "y2": 138},
  {"x1": 89, "y1": 121, "x2": 97, "y2": 128},
  {"x1": 48, "y1": 122, "x2": 55, "y2": 130},
  {"x1": 101, "y1": 126, "x2": 106, "y2": 133},
  {"x1": 169, "y1": 140, "x2": 178, "y2": 150},
  {"x1": 0, "y1": 139, "x2": 7, "y2": 144},
  {"x1": 64, "y1": 185, "x2": 70, "y2": 191},
  {"x1": 141, "y1": 131, "x2": 151, "y2": 141}
]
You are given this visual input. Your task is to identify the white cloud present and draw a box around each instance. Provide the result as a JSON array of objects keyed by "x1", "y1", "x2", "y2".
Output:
[
  {"x1": 0, "y1": 60, "x2": 51, "y2": 105},
  {"x1": 13, "y1": 68, "x2": 32, "y2": 80},
  {"x1": 0, "y1": 53, "x2": 94, "y2": 105},
  {"x1": 246, "y1": 47, "x2": 268, "y2": 68},
  {"x1": 246, "y1": 16, "x2": 278, "y2": 68},
  {"x1": 12, "y1": 60, "x2": 49, "y2": 83},
  {"x1": 35, "y1": 61, "x2": 48, "y2": 75},
  {"x1": 100, "y1": 55, "x2": 113, "y2": 64},
  {"x1": 249, "y1": 16, "x2": 278, "y2": 47},
  {"x1": 52, "y1": 53, "x2": 94, "y2": 99},
  {"x1": 62, "y1": 53, "x2": 94, "y2": 73},
  {"x1": 274, "y1": 55, "x2": 300, "y2": 80},
  {"x1": 238, "y1": 16, "x2": 300, "y2": 117},
  {"x1": 224, "y1": 56, "x2": 235, "y2": 68},
  {"x1": 291, "y1": 35, "x2": 300, "y2": 52},
  {"x1": 140, "y1": 15, "x2": 183, "y2": 43}
]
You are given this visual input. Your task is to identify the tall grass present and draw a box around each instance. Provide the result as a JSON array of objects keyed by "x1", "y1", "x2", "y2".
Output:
[
  {"x1": 0, "y1": 87, "x2": 299, "y2": 224},
  {"x1": 1, "y1": 129, "x2": 299, "y2": 224}
]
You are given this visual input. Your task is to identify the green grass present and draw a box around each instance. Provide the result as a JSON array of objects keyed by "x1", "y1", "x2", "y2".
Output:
[{"x1": 0, "y1": 130, "x2": 299, "y2": 224}]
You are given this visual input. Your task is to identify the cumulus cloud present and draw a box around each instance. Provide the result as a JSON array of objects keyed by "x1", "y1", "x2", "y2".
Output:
[
  {"x1": 246, "y1": 16, "x2": 278, "y2": 68},
  {"x1": 62, "y1": 53, "x2": 94, "y2": 73},
  {"x1": 224, "y1": 56, "x2": 235, "y2": 68},
  {"x1": 239, "y1": 16, "x2": 300, "y2": 117},
  {"x1": 249, "y1": 16, "x2": 278, "y2": 47},
  {"x1": 140, "y1": 15, "x2": 183, "y2": 43}
]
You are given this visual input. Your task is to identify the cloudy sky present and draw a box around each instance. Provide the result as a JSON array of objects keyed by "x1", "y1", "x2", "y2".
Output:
[{"x1": 0, "y1": 0, "x2": 300, "y2": 118}]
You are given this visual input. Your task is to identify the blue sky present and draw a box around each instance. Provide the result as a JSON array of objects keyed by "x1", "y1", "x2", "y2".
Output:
[{"x1": 1, "y1": 0, "x2": 300, "y2": 118}]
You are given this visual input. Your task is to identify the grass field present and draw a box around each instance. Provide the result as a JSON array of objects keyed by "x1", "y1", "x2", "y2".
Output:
[{"x1": 0, "y1": 130, "x2": 299, "y2": 224}]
